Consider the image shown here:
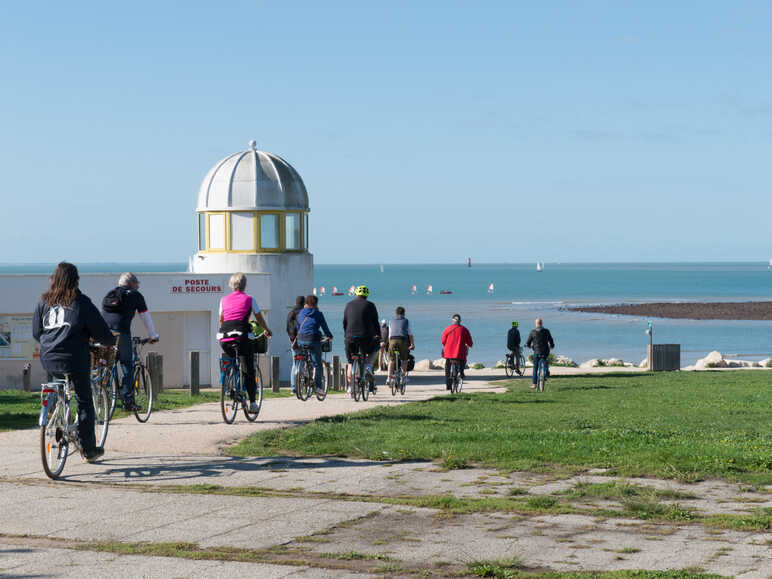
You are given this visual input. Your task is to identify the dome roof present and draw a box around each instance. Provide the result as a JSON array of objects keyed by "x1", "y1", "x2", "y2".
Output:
[{"x1": 197, "y1": 141, "x2": 309, "y2": 212}]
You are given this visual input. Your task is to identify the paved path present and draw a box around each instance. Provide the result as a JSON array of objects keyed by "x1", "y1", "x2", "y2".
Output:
[{"x1": 0, "y1": 373, "x2": 769, "y2": 577}]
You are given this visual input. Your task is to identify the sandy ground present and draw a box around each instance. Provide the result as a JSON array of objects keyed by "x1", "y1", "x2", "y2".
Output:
[{"x1": 0, "y1": 372, "x2": 769, "y2": 577}]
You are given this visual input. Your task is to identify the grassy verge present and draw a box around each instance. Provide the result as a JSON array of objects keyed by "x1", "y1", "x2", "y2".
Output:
[
  {"x1": 0, "y1": 387, "x2": 290, "y2": 431},
  {"x1": 228, "y1": 371, "x2": 771, "y2": 485}
]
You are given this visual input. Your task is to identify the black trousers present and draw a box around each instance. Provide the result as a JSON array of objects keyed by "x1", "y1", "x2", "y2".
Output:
[
  {"x1": 45, "y1": 361, "x2": 96, "y2": 451},
  {"x1": 220, "y1": 339, "x2": 257, "y2": 403}
]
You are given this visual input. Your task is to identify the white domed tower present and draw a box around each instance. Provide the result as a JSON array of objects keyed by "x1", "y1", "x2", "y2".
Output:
[{"x1": 191, "y1": 141, "x2": 313, "y2": 367}]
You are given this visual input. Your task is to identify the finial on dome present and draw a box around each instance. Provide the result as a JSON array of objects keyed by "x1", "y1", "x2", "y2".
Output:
[{"x1": 249, "y1": 139, "x2": 257, "y2": 151}]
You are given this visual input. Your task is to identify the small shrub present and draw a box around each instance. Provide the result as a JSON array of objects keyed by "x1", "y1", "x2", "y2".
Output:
[{"x1": 471, "y1": 363, "x2": 485, "y2": 370}]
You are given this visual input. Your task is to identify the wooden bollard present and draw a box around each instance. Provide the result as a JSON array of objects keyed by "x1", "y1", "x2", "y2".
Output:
[
  {"x1": 332, "y1": 355, "x2": 340, "y2": 390},
  {"x1": 189, "y1": 351, "x2": 200, "y2": 396},
  {"x1": 22, "y1": 363, "x2": 31, "y2": 392},
  {"x1": 147, "y1": 353, "x2": 164, "y2": 395},
  {"x1": 271, "y1": 355, "x2": 281, "y2": 392}
]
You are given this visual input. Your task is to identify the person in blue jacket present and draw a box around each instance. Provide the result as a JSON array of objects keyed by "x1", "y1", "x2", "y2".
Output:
[{"x1": 295, "y1": 294, "x2": 333, "y2": 395}]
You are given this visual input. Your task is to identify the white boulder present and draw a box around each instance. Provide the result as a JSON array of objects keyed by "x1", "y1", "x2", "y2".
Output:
[
  {"x1": 695, "y1": 351, "x2": 726, "y2": 370},
  {"x1": 554, "y1": 355, "x2": 577, "y2": 367},
  {"x1": 760, "y1": 358, "x2": 772, "y2": 368},
  {"x1": 639, "y1": 358, "x2": 648, "y2": 368},
  {"x1": 413, "y1": 359, "x2": 433, "y2": 371},
  {"x1": 580, "y1": 359, "x2": 600, "y2": 369},
  {"x1": 432, "y1": 358, "x2": 446, "y2": 370},
  {"x1": 604, "y1": 358, "x2": 625, "y2": 367}
]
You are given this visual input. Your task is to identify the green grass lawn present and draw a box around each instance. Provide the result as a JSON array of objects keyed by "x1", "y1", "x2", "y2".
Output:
[
  {"x1": 0, "y1": 387, "x2": 291, "y2": 432},
  {"x1": 229, "y1": 371, "x2": 771, "y2": 485}
]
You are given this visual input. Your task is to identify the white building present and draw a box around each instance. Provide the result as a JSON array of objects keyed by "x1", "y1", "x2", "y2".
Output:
[{"x1": 0, "y1": 141, "x2": 313, "y2": 389}]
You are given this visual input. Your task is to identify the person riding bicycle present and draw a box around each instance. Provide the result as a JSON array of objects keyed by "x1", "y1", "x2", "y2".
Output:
[
  {"x1": 343, "y1": 285, "x2": 380, "y2": 393},
  {"x1": 33, "y1": 262, "x2": 115, "y2": 463},
  {"x1": 295, "y1": 294, "x2": 333, "y2": 395},
  {"x1": 286, "y1": 295, "x2": 306, "y2": 394},
  {"x1": 387, "y1": 306, "x2": 414, "y2": 386},
  {"x1": 507, "y1": 321, "x2": 522, "y2": 373},
  {"x1": 441, "y1": 314, "x2": 473, "y2": 390},
  {"x1": 218, "y1": 273, "x2": 273, "y2": 412},
  {"x1": 525, "y1": 318, "x2": 555, "y2": 389},
  {"x1": 101, "y1": 272, "x2": 159, "y2": 411},
  {"x1": 378, "y1": 319, "x2": 389, "y2": 371}
]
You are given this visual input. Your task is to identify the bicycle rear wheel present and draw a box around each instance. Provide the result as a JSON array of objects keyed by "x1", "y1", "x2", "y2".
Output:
[
  {"x1": 538, "y1": 363, "x2": 546, "y2": 392},
  {"x1": 517, "y1": 353, "x2": 525, "y2": 376},
  {"x1": 505, "y1": 355, "x2": 514, "y2": 377},
  {"x1": 351, "y1": 359, "x2": 361, "y2": 401},
  {"x1": 93, "y1": 384, "x2": 110, "y2": 447},
  {"x1": 107, "y1": 366, "x2": 119, "y2": 420},
  {"x1": 244, "y1": 366, "x2": 263, "y2": 421},
  {"x1": 133, "y1": 365, "x2": 153, "y2": 423},
  {"x1": 40, "y1": 398, "x2": 68, "y2": 479},
  {"x1": 360, "y1": 364, "x2": 369, "y2": 401},
  {"x1": 297, "y1": 359, "x2": 311, "y2": 401},
  {"x1": 220, "y1": 368, "x2": 238, "y2": 424}
]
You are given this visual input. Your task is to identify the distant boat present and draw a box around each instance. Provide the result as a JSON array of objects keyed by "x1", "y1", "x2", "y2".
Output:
[
  {"x1": 332, "y1": 286, "x2": 344, "y2": 296},
  {"x1": 536, "y1": 261, "x2": 544, "y2": 272},
  {"x1": 319, "y1": 285, "x2": 326, "y2": 296},
  {"x1": 467, "y1": 257, "x2": 472, "y2": 268},
  {"x1": 380, "y1": 264, "x2": 384, "y2": 273},
  {"x1": 488, "y1": 282, "x2": 494, "y2": 294},
  {"x1": 426, "y1": 284, "x2": 433, "y2": 295},
  {"x1": 347, "y1": 285, "x2": 355, "y2": 296},
  {"x1": 769, "y1": 259, "x2": 772, "y2": 270},
  {"x1": 410, "y1": 284, "x2": 417, "y2": 295},
  {"x1": 440, "y1": 290, "x2": 453, "y2": 295},
  {"x1": 313, "y1": 287, "x2": 317, "y2": 296}
]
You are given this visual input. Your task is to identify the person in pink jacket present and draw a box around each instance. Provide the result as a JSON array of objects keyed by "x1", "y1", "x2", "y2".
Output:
[{"x1": 441, "y1": 314, "x2": 473, "y2": 389}]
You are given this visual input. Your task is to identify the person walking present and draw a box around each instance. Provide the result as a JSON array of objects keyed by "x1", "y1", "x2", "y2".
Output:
[
  {"x1": 101, "y1": 272, "x2": 159, "y2": 410},
  {"x1": 218, "y1": 273, "x2": 273, "y2": 412},
  {"x1": 33, "y1": 262, "x2": 115, "y2": 462},
  {"x1": 525, "y1": 318, "x2": 555, "y2": 389},
  {"x1": 286, "y1": 295, "x2": 305, "y2": 394},
  {"x1": 441, "y1": 314, "x2": 473, "y2": 390},
  {"x1": 295, "y1": 294, "x2": 333, "y2": 396}
]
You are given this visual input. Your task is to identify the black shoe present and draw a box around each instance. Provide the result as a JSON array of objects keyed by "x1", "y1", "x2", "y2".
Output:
[
  {"x1": 84, "y1": 447, "x2": 104, "y2": 463},
  {"x1": 123, "y1": 400, "x2": 140, "y2": 411}
]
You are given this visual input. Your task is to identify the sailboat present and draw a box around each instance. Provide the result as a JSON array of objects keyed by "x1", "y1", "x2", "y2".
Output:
[
  {"x1": 319, "y1": 285, "x2": 326, "y2": 296},
  {"x1": 313, "y1": 287, "x2": 317, "y2": 296},
  {"x1": 410, "y1": 284, "x2": 417, "y2": 295},
  {"x1": 426, "y1": 284, "x2": 433, "y2": 295},
  {"x1": 467, "y1": 257, "x2": 472, "y2": 268},
  {"x1": 488, "y1": 282, "x2": 494, "y2": 294},
  {"x1": 347, "y1": 285, "x2": 355, "y2": 296},
  {"x1": 332, "y1": 285, "x2": 344, "y2": 296},
  {"x1": 380, "y1": 264, "x2": 384, "y2": 273},
  {"x1": 769, "y1": 259, "x2": 772, "y2": 270},
  {"x1": 536, "y1": 262, "x2": 543, "y2": 272}
]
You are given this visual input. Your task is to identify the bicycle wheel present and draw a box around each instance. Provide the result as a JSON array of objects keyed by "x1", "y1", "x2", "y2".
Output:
[
  {"x1": 451, "y1": 363, "x2": 460, "y2": 394},
  {"x1": 315, "y1": 363, "x2": 328, "y2": 401},
  {"x1": 517, "y1": 353, "x2": 525, "y2": 377},
  {"x1": 400, "y1": 369, "x2": 406, "y2": 396},
  {"x1": 93, "y1": 384, "x2": 110, "y2": 448},
  {"x1": 538, "y1": 363, "x2": 546, "y2": 392},
  {"x1": 351, "y1": 359, "x2": 361, "y2": 401},
  {"x1": 244, "y1": 366, "x2": 263, "y2": 421},
  {"x1": 107, "y1": 365, "x2": 120, "y2": 420},
  {"x1": 296, "y1": 359, "x2": 310, "y2": 401},
  {"x1": 220, "y1": 368, "x2": 238, "y2": 424},
  {"x1": 505, "y1": 355, "x2": 514, "y2": 378},
  {"x1": 360, "y1": 364, "x2": 369, "y2": 401},
  {"x1": 40, "y1": 397, "x2": 68, "y2": 479},
  {"x1": 133, "y1": 365, "x2": 153, "y2": 423}
]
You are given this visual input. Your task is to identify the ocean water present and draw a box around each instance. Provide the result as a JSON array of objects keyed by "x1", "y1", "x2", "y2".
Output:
[{"x1": 3, "y1": 262, "x2": 771, "y2": 366}]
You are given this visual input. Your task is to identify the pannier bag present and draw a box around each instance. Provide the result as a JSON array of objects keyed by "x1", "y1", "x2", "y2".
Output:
[
  {"x1": 406, "y1": 354, "x2": 416, "y2": 371},
  {"x1": 321, "y1": 339, "x2": 332, "y2": 353},
  {"x1": 252, "y1": 334, "x2": 268, "y2": 354}
]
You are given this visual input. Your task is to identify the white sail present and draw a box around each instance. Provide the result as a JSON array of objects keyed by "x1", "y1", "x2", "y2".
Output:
[
  {"x1": 411, "y1": 284, "x2": 417, "y2": 295},
  {"x1": 488, "y1": 283, "x2": 494, "y2": 294},
  {"x1": 536, "y1": 262, "x2": 542, "y2": 272},
  {"x1": 426, "y1": 284, "x2": 433, "y2": 295}
]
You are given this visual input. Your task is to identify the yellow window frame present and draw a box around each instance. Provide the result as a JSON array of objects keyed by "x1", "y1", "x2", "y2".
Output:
[
  {"x1": 257, "y1": 211, "x2": 284, "y2": 253},
  {"x1": 227, "y1": 211, "x2": 257, "y2": 253},
  {"x1": 284, "y1": 211, "x2": 305, "y2": 252},
  {"x1": 205, "y1": 212, "x2": 227, "y2": 253}
]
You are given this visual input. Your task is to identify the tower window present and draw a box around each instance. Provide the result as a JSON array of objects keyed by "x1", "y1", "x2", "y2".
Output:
[
  {"x1": 208, "y1": 213, "x2": 226, "y2": 250},
  {"x1": 285, "y1": 213, "x2": 301, "y2": 250},
  {"x1": 230, "y1": 212, "x2": 255, "y2": 251},
  {"x1": 260, "y1": 213, "x2": 280, "y2": 249}
]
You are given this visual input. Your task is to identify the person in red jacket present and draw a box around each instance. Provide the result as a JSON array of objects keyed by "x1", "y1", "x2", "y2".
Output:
[{"x1": 441, "y1": 314, "x2": 473, "y2": 390}]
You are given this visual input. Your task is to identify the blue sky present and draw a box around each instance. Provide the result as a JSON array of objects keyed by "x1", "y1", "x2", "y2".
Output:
[{"x1": 1, "y1": 1, "x2": 771, "y2": 264}]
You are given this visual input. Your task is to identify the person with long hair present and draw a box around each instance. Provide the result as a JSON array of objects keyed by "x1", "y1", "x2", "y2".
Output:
[{"x1": 32, "y1": 262, "x2": 115, "y2": 462}]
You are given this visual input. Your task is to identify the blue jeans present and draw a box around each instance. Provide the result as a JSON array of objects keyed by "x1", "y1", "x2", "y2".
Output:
[
  {"x1": 298, "y1": 338, "x2": 323, "y2": 390},
  {"x1": 290, "y1": 342, "x2": 299, "y2": 392},
  {"x1": 117, "y1": 331, "x2": 134, "y2": 401},
  {"x1": 533, "y1": 354, "x2": 548, "y2": 384}
]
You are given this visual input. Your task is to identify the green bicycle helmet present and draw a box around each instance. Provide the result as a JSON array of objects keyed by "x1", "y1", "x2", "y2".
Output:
[
  {"x1": 512, "y1": 321, "x2": 519, "y2": 327},
  {"x1": 354, "y1": 285, "x2": 369, "y2": 298}
]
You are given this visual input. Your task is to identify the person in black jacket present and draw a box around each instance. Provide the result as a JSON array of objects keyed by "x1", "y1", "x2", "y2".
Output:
[
  {"x1": 525, "y1": 318, "x2": 555, "y2": 389},
  {"x1": 343, "y1": 285, "x2": 380, "y2": 392},
  {"x1": 32, "y1": 262, "x2": 115, "y2": 462},
  {"x1": 286, "y1": 295, "x2": 305, "y2": 394},
  {"x1": 507, "y1": 321, "x2": 522, "y2": 373}
]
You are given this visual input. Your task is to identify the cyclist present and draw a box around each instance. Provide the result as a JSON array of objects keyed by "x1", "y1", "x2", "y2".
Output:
[
  {"x1": 101, "y1": 272, "x2": 159, "y2": 411},
  {"x1": 441, "y1": 314, "x2": 473, "y2": 390},
  {"x1": 525, "y1": 317, "x2": 555, "y2": 389},
  {"x1": 343, "y1": 285, "x2": 380, "y2": 393},
  {"x1": 507, "y1": 321, "x2": 522, "y2": 374},
  {"x1": 286, "y1": 295, "x2": 305, "y2": 394},
  {"x1": 295, "y1": 294, "x2": 333, "y2": 396},
  {"x1": 387, "y1": 306, "x2": 414, "y2": 386},
  {"x1": 378, "y1": 319, "x2": 389, "y2": 371},
  {"x1": 33, "y1": 262, "x2": 115, "y2": 463},
  {"x1": 218, "y1": 272, "x2": 273, "y2": 412}
]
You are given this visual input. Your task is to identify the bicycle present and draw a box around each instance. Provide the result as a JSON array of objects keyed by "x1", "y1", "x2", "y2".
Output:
[
  {"x1": 389, "y1": 345, "x2": 408, "y2": 396},
  {"x1": 39, "y1": 374, "x2": 83, "y2": 479},
  {"x1": 295, "y1": 338, "x2": 331, "y2": 402},
  {"x1": 348, "y1": 338, "x2": 370, "y2": 402},
  {"x1": 533, "y1": 355, "x2": 548, "y2": 392},
  {"x1": 504, "y1": 348, "x2": 525, "y2": 378},
  {"x1": 446, "y1": 358, "x2": 463, "y2": 394},
  {"x1": 102, "y1": 336, "x2": 155, "y2": 421},
  {"x1": 220, "y1": 336, "x2": 264, "y2": 423},
  {"x1": 89, "y1": 341, "x2": 118, "y2": 447}
]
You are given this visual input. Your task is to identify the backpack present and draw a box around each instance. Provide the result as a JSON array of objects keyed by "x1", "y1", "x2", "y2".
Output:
[{"x1": 102, "y1": 287, "x2": 125, "y2": 313}]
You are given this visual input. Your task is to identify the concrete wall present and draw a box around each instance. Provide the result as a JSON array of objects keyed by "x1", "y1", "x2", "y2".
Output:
[
  {"x1": 0, "y1": 272, "x2": 271, "y2": 389},
  {"x1": 191, "y1": 252, "x2": 314, "y2": 380}
]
